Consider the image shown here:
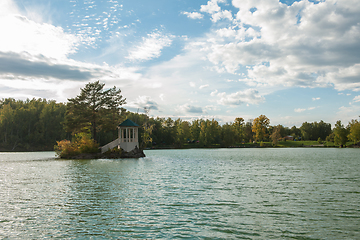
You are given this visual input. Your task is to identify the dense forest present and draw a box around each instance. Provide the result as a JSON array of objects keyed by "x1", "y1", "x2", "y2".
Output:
[
  {"x1": 0, "y1": 97, "x2": 126, "y2": 151},
  {"x1": 0, "y1": 98, "x2": 67, "y2": 151},
  {"x1": 123, "y1": 112, "x2": 357, "y2": 148},
  {"x1": 1, "y1": 97, "x2": 359, "y2": 151}
]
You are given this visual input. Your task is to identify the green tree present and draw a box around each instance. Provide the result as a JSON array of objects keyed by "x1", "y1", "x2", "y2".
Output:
[
  {"x1": 270, "y1": 125, "x2": 282, "y2": 146},
  {"x1": 199, "y1": 120, "x2": 208, "y2": 146},
  {"x1": 290, "y1": 126, "x2": 301, "y2": 139},
  {"x1": 333, "y1": 120, "x2": 348, "y2": 146},
  {"x1": 147, "y1": 117, "x2": 164, "y2": 146},
  {"x1": 190, "y1": 119, "x2": 201, "y2": 141},
  {"x1": 347, "y1": 119, "x2": 360, "y2": 145},
  {"x1": 199, "y1": 119, "x2": 220, "y2": 146},
  {"x1": 326, "y1": 132, "x2": 334, "y2": 142},
  {"x1": 208, "y1": 119, "x2": 221, "y2": 145},
  {"x1": 233, "y1": 117, "x2": 245, "y2": 143},
  {"x1": 175, "y1": 119, "x2": 190, "y2": 147},
  {"x1": 39, "y1": 101, "x2": 67, "y2": 147},
  {"x1": 300, "y1": 122, "x2": 313, "y2": 140},
  {"x1": 244, "y1": 120, "x2": 254, "y2": 143},
  {"x1": 313, "y1": 120, "x2": 331, "y2": 141},
  {"x1": 252, "y1": 115, "x2": 270, "y2": 142},
  {"x1": 0, "y1": 103, "x2": 15, "y2": 147},
  {"x1": 300, "y1": 121, "x2": 331, "y2": 141},
  {"x1": 162, "y1": 117, "x2": 175, "y2": 145},
  {"x1": 142, "y1": 122, "x2": 154, "y2": 148},
  {"x1": 221, "y1": 123, "x2": 235, "y2": 147},
  {"x1": 65, "y1": 81, "x2": 126, "y2": 141}
]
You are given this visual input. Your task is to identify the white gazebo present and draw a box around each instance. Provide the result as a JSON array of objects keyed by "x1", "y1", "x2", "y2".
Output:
[
  {"x1": 118, "y1": 119, "x2": 140, "y2": 152},
  {"x1": 101, "y1": 119, "x2": 140, "y2": 153}
]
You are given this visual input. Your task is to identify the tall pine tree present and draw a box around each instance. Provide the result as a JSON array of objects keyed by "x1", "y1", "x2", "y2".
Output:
[{"x1": 65, "y1": 81, "x2": 126, "y2": 141}]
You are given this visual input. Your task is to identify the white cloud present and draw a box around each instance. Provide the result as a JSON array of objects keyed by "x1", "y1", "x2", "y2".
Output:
[
  {"x1": 320, "y1": 64, "x2": 360, "y2": 91},
  {"x1": 198, "y1": 0, "x2": 360, "y2": 90},
  {"x1": 0, "y1": 0, "x2": 17, "y2": 16},
  {"x1": 159, "y1": 93, "x2": 164, "y2": 101},
  {"x1": 200, "y1": 0, "x2": 223, "y2": 14},
  {"x1": 217, "y1": 89, "x2": 264, "y2": 106},
  {"x1": 216, "y1": 27, "x2": 236, "y2": 38},
  {"x1": 200, "y1": 0, "x2": 231, "y2": 22},
  {"x1": 336, "y1": 105, "x2": 360, "y2": 124},
  {"x1": 211, "y1": 10, "x2": 233, "y2": 22},
  {"x1": 0, "y1": 77, "x2": 85, "y2": 102},
  {"x1": 143, "y1": 82, "x2": 162, "y2": 89},
  {"x1": 204, "y1": 105, "x2": 220, "y2": 112},
  {"x1": 177, "y1": 103, "x2": 203, "y2": 113},
  {"x1": 210, "y1": 89, "x2": 218, "y2": 96},
  {"x1": 312, "y1": 97, "x2": 320, "y2": 101},
  {"x1": 126, "y1": 31, "x2": 174, "y2": 61},
  {"x1": 0, "y1": 46, "x2": 143, "y2": 102},
  {"x1": 199, "y1": 84, "x2": 209, "y2": 89},
  {"x1": 182, "y1": 11, "x2": 203, "y2": 19},
  {"x1": 0, "y1": 13, "x2": 81, "y2": 59},
  {"x1": 294, "y1": 108, "x2": 306, "y2": 113},
  {"x1": 131, "y1": 96, "x2": 159, "y2": 110},
  {"x1": 294, "y1": 107, "x2": 316, "y2": 113},
  {"x1": 353, "y1": 95, "x2": 360, "y2": 103}
]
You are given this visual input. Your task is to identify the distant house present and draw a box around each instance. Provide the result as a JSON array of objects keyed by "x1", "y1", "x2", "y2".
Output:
[
  {"x1": 284, "y1": 135, "x2": 294, "y2": 141},
  {"x1": 101, "y1": 119, "x2": 140, "y2": 153}
]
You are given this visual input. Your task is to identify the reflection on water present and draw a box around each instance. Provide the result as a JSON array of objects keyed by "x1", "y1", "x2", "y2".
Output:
[{"x1": 0, "y1": 149, "x2": 359, "y2": 239}]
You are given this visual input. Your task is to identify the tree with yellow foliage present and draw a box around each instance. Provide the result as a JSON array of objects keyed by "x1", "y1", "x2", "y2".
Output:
[{"x1": 252, "y1": 115, "x2": 270, "y2": 142}]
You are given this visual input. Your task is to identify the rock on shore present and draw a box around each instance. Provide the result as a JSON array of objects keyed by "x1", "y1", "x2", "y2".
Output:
[{"x1": 123, "y1": 147, "x2": 146, "y2": 158}]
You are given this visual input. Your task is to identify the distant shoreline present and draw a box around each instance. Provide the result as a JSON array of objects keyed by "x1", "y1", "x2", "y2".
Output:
[
  {"x1": 146, "y1": 144, "x2": 359, "y2": 150},
  {"x1": 0, "y1": 141, "x2": 358, "y2": 153}
]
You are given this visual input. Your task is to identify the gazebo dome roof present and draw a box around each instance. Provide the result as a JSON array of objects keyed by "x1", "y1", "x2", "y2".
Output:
[{"x1": 118, "y1": 119, "x2": 140, "y2": 127}]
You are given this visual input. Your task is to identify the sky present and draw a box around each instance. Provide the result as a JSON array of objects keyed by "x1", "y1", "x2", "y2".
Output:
[{"x1": 1, "y1": 0, "x2": 360, "y2": 127}]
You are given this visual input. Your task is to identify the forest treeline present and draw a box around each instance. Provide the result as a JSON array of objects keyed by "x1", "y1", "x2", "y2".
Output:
[{"x1": 1, "y1": 97, "x2": 360, "y2": 151}]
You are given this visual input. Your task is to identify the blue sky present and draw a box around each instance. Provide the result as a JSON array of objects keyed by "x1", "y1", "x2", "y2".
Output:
[{"x1": 1, "y1": 0, "x2": 360, "y2": 127}]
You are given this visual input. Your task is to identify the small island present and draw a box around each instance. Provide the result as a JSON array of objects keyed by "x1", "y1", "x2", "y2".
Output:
[
  {"x1": 56, "y1": 119, "x2": 146, "y2": 159},
  {"x1": 54, "y1": 82, "x2": 146, "y2": 159}
]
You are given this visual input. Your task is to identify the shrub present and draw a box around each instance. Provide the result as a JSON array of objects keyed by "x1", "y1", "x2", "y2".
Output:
[{"x1": 55, "y1": 133, "x2": 99, "y2": 158}]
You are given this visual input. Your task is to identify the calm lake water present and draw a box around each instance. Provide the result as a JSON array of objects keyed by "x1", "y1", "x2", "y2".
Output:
[{"x1": 0, "y1": 148, "x2": 359, "y2": 239}]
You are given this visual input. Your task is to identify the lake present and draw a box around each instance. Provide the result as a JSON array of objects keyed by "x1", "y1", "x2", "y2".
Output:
[{"x1": 0, "y1": 148, "x2": 359, "y2": 239}]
